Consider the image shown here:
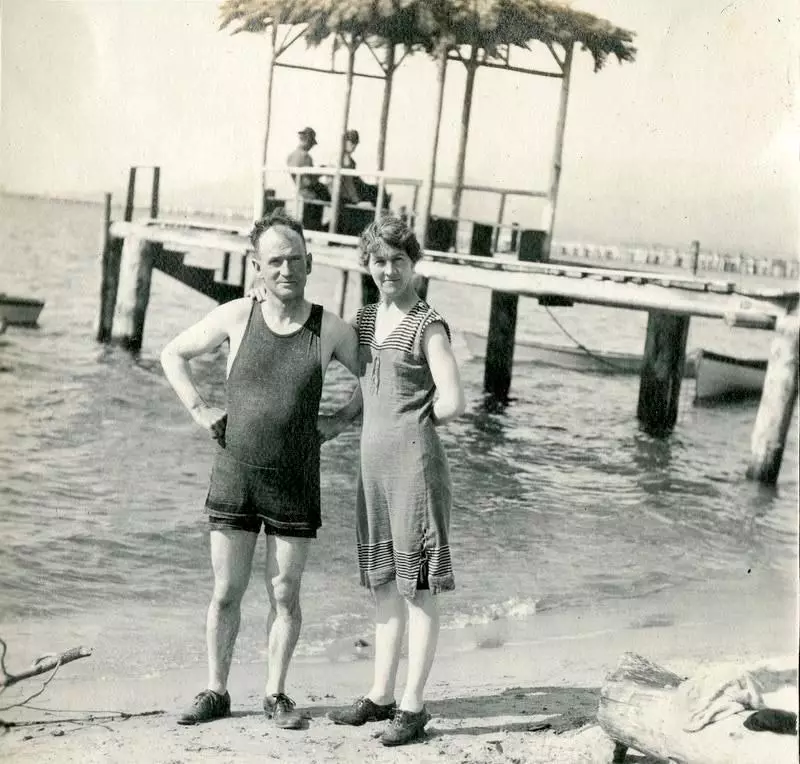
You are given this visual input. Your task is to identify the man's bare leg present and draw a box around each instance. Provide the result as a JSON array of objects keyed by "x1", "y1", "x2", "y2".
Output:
[
  {"x1": 263, "y1": 535, "x2": 311, "y2": 697},
  {"x1": 207, "y1": 528, "x2": 257, "y2": 694}
]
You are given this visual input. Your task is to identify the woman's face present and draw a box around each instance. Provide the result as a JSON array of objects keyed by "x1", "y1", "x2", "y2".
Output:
[
  {"x1": 368, "y1": 244, "x2": 414, "y2": 298},
  {"x1": 345, "y1": 138, "x2": 358, "y2": 154}
]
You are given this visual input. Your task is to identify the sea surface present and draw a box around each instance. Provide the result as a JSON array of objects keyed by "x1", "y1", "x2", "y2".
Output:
[{"x1": 1, "y1": 194, "x2": 797, "y2": 681}]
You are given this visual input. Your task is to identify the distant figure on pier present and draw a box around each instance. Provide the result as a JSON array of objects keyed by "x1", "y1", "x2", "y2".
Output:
[
  {"x1": 328, "y1": 215, "x2": 465, "y2": 746},
  {"x1": 160, "y1": 209, "x2": 361, "y2": 730},
  {"x1": 288, "y1": 127, "x2": 330, "y2": 230},
  {"x1": 341, "y1": 129, "x2": 391, "y2": 209}
]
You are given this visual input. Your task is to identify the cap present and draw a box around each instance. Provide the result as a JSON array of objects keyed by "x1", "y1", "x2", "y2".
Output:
[{"x1": 298, "y1": 127, "x2": 317, "y2": 145}]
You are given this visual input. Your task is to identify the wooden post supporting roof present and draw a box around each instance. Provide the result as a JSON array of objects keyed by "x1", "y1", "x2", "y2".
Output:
[
  {"x1": 451, "y1": 44, "x2": 479, "y2": 218},
  {"x1": 542, "y1": 40, "x2": 574, "y2": 257},
  {"x1": 416, "y1": 46, "x2": 449, "y2": 250},
  {"x1": 329, "y1": 36, "x2": 359, "y2": 236},
  {"x1": 376, "y1": 43, "x2": 396, "y2": 172},
  {"x1": 253, "y1": 23, "x2": 278, "y2": 222}
]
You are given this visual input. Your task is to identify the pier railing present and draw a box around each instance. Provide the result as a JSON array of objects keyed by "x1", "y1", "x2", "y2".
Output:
[{"x1": 277, "y1": 165, "x2": 546, "y2": 251}]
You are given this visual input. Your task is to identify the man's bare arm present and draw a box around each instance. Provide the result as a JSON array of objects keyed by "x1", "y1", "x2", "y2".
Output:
[
  {"x1": 318, "y1": 314, "x2": 362, "y2": 442},
  {"x1": 160, "y1": 300, "x2": 246, "y2": 438}
]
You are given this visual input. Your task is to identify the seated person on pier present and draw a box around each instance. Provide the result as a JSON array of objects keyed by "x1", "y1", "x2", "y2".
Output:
[
  {"x1": 341, "y1": 129, "x2": 391, "y2": 210},
  {"x1": 287, "y1": 127, "x2": 330, "y2": 230}
]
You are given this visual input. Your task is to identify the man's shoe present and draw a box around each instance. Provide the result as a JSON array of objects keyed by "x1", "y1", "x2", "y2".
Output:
[
  {"x1": 379, "y1": 707, "x2": 431, "y2": 746},
  {"x1": 264, "y1": 693, "x2": 304, "y2": 730},
  {"x1": 328, "y1": 697, "x2": 396, "y2": 726},
  {"x1": 177, "y1": 689, "x2": 231, "y2": 725}
]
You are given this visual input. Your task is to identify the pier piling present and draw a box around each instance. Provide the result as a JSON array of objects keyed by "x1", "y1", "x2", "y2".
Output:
[
  {"x1": 482, "y1": 227, "x2": 546, "y2": 400},
  {"x1": 636, "y1": 311, "x2": 690, "y2": 436},
  {"x1": 484, "y1": 293, "x2": 519, "y2": 401},
  {"x1": 96, "y1": 193, "x2": 122, "y2": 343},
  {"x1": 746, "y1": 310, "x2": 799, "y2": 484},
  {"x1": 112, "y1": 236, "x2": 159, "y2": 353}
]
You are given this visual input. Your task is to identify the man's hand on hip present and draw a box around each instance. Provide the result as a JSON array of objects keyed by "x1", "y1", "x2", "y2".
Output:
[{"x1": 191, "y1": 404, "x2": 228, "y2": 445}]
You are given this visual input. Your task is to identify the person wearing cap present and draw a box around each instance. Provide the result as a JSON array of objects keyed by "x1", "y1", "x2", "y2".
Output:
[{"x1": 287, "y1": 128, "x2": 331, "y2": 229}]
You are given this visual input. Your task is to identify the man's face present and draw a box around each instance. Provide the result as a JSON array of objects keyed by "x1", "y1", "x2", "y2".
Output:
[
  {"x1": 252, "y1": 226, "x2": 310, "y2": 302},
  {"x1": 345, "y1": 138, "x2": 358, "y2": 154},
  {"x1": 299, "y1": 133, "x2": 314, "y2": 151}
]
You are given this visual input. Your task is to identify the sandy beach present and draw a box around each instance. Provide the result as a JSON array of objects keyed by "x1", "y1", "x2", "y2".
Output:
[{"x1": 3, "y1": 579, "x2": 796, "y2": 764}]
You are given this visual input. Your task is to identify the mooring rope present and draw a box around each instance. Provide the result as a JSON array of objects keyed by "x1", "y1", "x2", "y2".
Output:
[{"x1": 542, "y1": 306, "x2": 630, "y2": 373}]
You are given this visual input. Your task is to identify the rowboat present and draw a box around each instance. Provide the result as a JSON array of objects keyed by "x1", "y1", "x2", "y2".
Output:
[
  {"x1": 461, "y1": 331, "x2": 770, "y2": 401},
  {"x1": 460, "y1": 330, "x2": 694, "y2": 376},
  {"x1": 0, "y1": 294, "x2": 45, "y2": 327},
  {"x1": 694, "y1": 349, "x2": 767, "y2": 402}
]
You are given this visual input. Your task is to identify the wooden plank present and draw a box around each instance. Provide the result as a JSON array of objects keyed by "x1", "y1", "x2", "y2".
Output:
[
  {"x1": 112, "y1": 220, "x2": 796, "y2": 299},
  {"x1": 412, "y1": 258, "x2": 786, "y2": 327},
  {"x1": 107, "y1": 223, "x2": 794, "y2": 324}
]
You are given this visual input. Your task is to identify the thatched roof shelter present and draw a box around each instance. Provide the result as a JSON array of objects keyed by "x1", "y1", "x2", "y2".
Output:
[{"x1": 219, "y1": 0, "x2": 636, "y2": 248}]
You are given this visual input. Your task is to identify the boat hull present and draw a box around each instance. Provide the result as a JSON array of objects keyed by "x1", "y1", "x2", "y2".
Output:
[
  {"x1": 461, "y1": 330, "x2": 698, "y2": 377},
  {"x1": 694, "y1": 349, "x2": 767, "y2": 402},
  {"x1": 0, "y1": 295, "x2": 45, "y2": 327}
]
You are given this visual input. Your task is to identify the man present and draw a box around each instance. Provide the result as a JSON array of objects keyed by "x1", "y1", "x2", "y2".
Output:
[
  {"x1": 161, "y1": 209, "x2": 360, "y2": 728},
  {"x1": 287, "y1": 126, "x2": 331, "y2": 203}
]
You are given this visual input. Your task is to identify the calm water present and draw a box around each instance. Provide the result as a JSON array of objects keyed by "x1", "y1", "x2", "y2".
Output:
[{"x1": 1, "y1": 195, "x2": 797, "y2": 678}]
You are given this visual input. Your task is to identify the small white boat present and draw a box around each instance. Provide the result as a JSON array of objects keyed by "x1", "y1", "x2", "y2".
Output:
[
  {"x1": 461, "y1": 330, "x2": 649, "y2": 375},
  {"x1": 694, "y1": 349, "x2": 767, "y2": 402},
  {"x1": 0, "y1": 294, "x2": 45, "y2": 326}
]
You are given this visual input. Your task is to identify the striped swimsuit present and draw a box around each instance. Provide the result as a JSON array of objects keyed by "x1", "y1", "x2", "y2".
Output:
[{"x1": 355, "y1": 300, "x2": 455, "y2": 598}]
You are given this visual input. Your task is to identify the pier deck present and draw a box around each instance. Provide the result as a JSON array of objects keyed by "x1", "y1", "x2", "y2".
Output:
[
  {"x1": 101, "y1": 217, "x2": 798, "y2": 485},
  {"x1": 110, "y1": 218, "x2": 797, "y2": 330}
]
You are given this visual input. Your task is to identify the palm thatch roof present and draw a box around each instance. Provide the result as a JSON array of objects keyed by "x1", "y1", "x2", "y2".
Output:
[
  {"x1": 219, "y1": 0, "x2": 636, "y2": 71},
  {"x1": 218, "y1": 0, "x2": 426, "y2": 49}
]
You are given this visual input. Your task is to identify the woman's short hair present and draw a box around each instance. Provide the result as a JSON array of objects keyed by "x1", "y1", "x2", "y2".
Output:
[
  {"x1": 358, "y1": 214, "x2": 421, "y2": 268},
  {"x1": 249, "y1": 208, "x2": 305, "y2": 250}
]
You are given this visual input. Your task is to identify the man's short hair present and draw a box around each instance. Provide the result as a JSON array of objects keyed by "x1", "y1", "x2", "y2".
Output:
[
  {"x1": 249, "y1": 208, "x2": 306, "y2": 252},
  {"x1": 358, "y1": 213, "x2": 421, "y2": 268}
]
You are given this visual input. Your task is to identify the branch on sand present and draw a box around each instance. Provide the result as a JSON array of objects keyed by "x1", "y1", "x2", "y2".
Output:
[{"x1": 0, "y1": 638, "x2": 93, "y2": 712}]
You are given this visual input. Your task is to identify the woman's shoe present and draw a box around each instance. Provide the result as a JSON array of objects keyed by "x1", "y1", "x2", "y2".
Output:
[
  {"x1": 329, "y1": 697, "x2": 396, "y2": 726},
  {"x1": 379, "y1": 707, "x2": 431, "y2": 746}
]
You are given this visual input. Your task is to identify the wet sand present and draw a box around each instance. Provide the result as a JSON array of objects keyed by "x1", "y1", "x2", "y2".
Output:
[{"x1": 3, "y1": 585, "x2": 796, "y2": 764}]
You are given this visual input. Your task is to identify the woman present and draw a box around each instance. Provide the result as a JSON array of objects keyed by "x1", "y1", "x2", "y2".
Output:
[{"x1": 329, "y1": 214, "x2": 466, "y2": 746}]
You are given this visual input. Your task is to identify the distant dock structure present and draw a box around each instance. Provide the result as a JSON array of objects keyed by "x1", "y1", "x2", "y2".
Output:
[
  {"x1": 96, "y1": 3, "x2": 797, "y2": 486},
  {"x1": 97, "y1": 165, "x2": 798, "y2": 486}
]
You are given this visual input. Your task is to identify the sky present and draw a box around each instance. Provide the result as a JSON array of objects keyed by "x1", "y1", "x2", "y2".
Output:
[{"x1": 1, "y1": 0, "x2": 797, "y2": 255}]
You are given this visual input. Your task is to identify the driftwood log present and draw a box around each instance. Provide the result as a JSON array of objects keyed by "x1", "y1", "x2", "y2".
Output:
[{"x1": 597, "y1": 653, "x2": 796, "y2": 764}]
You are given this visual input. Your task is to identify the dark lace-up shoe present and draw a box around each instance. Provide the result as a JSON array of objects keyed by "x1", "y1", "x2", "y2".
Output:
[
  {"x1": 379, "y1": 707, "x2": 431, "y2": 746},
  {"x1": 264, "y1": 693, "x2": 304, "y2": 729},
  {"x1": 328, "y1": 697, "x2": 397, "y2": 726},
  {"x1": 177, "y1": 689, "x2": 231, "y2": 725}
]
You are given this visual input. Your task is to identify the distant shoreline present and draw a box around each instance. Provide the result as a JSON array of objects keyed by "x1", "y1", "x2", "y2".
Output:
[{"x1": 2, "y1": 191, "x2": 797, "y2": 275}]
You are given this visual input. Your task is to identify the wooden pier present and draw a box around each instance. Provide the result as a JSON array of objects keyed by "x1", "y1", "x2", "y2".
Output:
[{"x1": 98, "y1": 204, "x2": 798, "y2": 486}]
